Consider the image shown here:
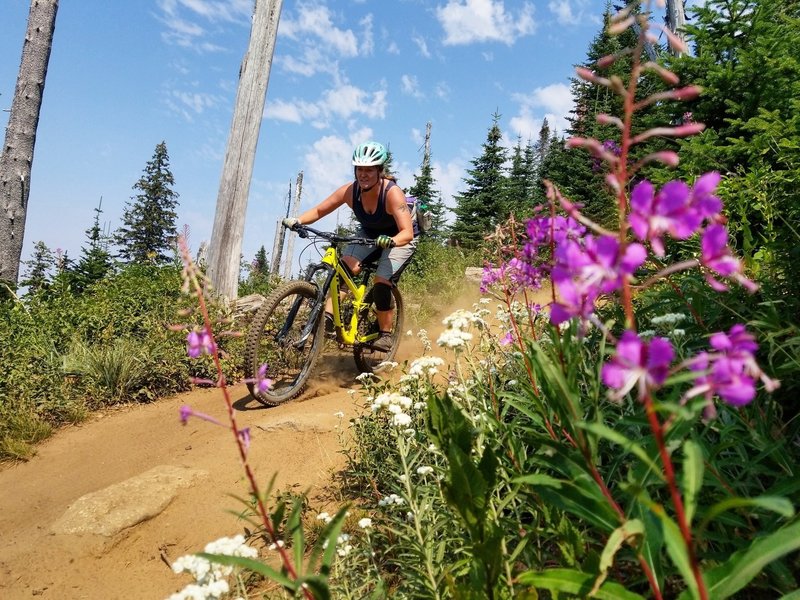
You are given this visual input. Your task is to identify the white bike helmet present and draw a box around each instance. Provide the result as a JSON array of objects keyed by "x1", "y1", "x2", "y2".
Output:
[{"x1": 352, "y1": 141, "x2": 388, "y2": 167}]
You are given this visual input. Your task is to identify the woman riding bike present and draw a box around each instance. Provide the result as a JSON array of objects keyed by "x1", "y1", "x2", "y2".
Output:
[{"x1": 283, "y1": 141, "x2": 417, "y2": 352}]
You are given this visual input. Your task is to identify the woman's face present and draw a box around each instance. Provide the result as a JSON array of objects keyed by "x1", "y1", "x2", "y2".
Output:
[{"x1": 355, "y1": 165, "x2": 380, "y2": 189}]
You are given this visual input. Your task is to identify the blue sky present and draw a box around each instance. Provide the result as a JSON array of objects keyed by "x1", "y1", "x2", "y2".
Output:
[{"x1": 1, "y1": 0, "x2": 670, "y2": 273}]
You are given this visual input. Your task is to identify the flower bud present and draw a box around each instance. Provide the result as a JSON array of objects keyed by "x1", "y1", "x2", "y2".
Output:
[{"x1": 608, "y1": 16, "x2": 634, "y2": 35}]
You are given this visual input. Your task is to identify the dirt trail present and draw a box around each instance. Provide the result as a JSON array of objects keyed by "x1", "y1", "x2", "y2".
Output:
[
  {"x1": 0, "y1": 285, "x2": 486, "y2": 600},
  {"x1": 0, "y1": 353, "x2": 366, "y2": 600}
]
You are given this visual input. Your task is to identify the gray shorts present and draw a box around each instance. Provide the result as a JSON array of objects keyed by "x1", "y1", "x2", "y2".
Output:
[{"x1": 342, "y1": 228, "x2": 417, "y2": 284}]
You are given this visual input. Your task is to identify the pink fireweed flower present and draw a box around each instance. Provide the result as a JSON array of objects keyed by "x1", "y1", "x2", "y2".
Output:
[
  {"x1": 629, "y1": 172, "x2": 722, "y2": 257},
  {"x1": 685, "y1": 324, "x2": 779, "y2": 417},
  {"x1": 500, "y1": 331, "x2": 515, "y2": 346},
  {"x1": 238, "y1": 427, "x2": 251, "y2": 452},
  {"x1": 179, "y1": 404, "x2": 223, "y2": 427},
  {"x1": 700, "y1": 224, "x2": 758, "y2": 292},
  {"x1": 186, "y1": 328, "x2": 217, "y2": 358},
  {"x1": 525, "y1": 215, "x2": 586, "y2": 260},
  {"x1": 256, "y1": 364, "x2": 273, "y2": 395},
  {"x1": 602, "y1": 330, "x2": 675, "y2": 401},
  {"x1": 550, "y1": 234, "x2": 646, "y2": 324},
  {"x1": 481, "y1": 257, "x2": 542, "y2": 295}
]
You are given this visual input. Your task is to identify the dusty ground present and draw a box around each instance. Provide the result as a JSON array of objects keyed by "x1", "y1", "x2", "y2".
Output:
[
  {"x1": 0, "y1": 286, "x2": 489, "y2": 600},
  {"x1": 0, "y1": 353, "x2": 364, "y2": 599}
]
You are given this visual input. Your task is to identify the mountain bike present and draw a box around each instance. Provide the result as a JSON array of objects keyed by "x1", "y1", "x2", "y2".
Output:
[{"x1": 244, "y1": 224, "x2": 404, "y2": 406}]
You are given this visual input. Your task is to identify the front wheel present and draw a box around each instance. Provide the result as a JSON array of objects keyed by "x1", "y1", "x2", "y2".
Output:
[
  {"x1": 353, "y1": 286, "x2": 404, "y2": 375},
  {"x1": 244, "y1": 281, "x2": 324, "y2": 406}
]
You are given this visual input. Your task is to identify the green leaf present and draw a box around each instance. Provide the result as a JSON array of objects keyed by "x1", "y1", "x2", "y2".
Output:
[
  {"x1": 576, "y1": 421, "x2": 664, "y2": 480},
  {"x1": 514, "y1": 473, "x2": 619, "y2": 532},
  {"x1": 517, "y1": 568, "x2": 646, "y2": 600},
  {"x1": 445, "y1": 443, "x2": 489, "y2": 533},
  {"x1": 427, "y1": 392, "x2": 473, "y2": 454},
  {"x1": 592, "y1": 519, "x2": 645, "y2": 595},
  {"x1": 528, "y1": 342, "x2": 584, "y2": 423},
  {"x1": 645, "y1": 502, "x2": 699, "y2": 599},
  {"x1": 309, "y1": 505, "x2": 349, "y2": 576},
  {"x1": 682, "y1": 440, "x2": 704, "y2": 526},
  {"x1": 197, "y1": 553, "x2": 294, "y2": 588},
  {"x1": 680, "y1": 519, "x2": 800, "y2": 600},
  {"x1": 634, "y1": 501, "x2": 664, "y2": 594},
  {"x1": 697, "y1": 496, "x2": 795, "y2": 537},
  {"x1": 778, "y1": 590, "x2": 800, "y2": 600}
]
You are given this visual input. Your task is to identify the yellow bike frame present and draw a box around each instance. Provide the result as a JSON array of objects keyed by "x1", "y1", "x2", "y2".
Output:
[{"x1": 321, "y1": 246, "x2": 376, "y2": 346}]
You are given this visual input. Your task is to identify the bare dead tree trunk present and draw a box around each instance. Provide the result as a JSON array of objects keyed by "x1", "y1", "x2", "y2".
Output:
[
  {"x1": 282, "y1": 171, "x2": 302, "y2": 279},
  {"x1": 270, "y1": 182, "x2": 290, "y2": 276},
  {"x1": 206, "y1": 0, "x2": 283, "y2": 301},
  {"x1": 0, "y1": 0, "x2": 59, "y2": 284},
  {"x1": 666, "y1": 0, "x2": 687, "y2": 56},
  {"x1": 423, "y1": 122, "x2": 432, "y2": 169}
]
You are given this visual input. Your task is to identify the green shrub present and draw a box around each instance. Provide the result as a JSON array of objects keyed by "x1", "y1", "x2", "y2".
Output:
[
  {"x1": 0, "y1": 262, "x2": 232, "y2": 460},
  {"x1": 399, "y1": 239, "x2": 480, "y2": 326}
]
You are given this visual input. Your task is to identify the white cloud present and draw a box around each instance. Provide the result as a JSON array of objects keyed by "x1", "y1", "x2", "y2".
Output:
[
  {"x1": 434, "y1": 81, "x2": 451, "y2": 101},
  {"x1": 548, "y1": 0, "x2": 577, "y2": 25},
  {"x1": 509, "y1": 82, "x2": 573, "y2": 139},
  {"x1": 401, "y1": 75, "x2": 425, "y2": 99},
  {"x1": 157, "y1": 0, "x2": 251, "y2": 51},
  {"x1": 431, "y1": 158, "x2": 466, "y2": 218},
  {"x1": 167, "y1": 89, "x2": 223, "y2": 119},
  {"x1": 436, "y1": 0, "x2": 537, "y2": 46},
  {"x1": 322, "y1": 84, "x2": 387, "y2": 120},
  {"x1": 412, "y1": 34, "x2": 431, "y2": 58},
  {"x1": 265, "y1": 81, "x2": 387, "y2": 127},
  {"x1": 279, "y1": 4, "x2": 363, "y2": 58},
  {"x1": 277, "y1": 47, "x2": 337, "y2": 77}
]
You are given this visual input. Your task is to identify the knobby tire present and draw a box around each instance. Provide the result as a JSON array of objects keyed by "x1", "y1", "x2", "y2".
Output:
[{"x1": 244, "y1": 281, "x2": 324, "y2": 406}]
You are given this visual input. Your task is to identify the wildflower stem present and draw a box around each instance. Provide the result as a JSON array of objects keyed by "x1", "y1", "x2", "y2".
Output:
[
  {"x1": 180, "y1": 239, "x2": 312, "y2": 600},
  {"x1": 642, "y1": 391, "x2": 708, "y2": 600},
  {"x1": 397, "y1": 435, "x2": 442, "y2": 599}
]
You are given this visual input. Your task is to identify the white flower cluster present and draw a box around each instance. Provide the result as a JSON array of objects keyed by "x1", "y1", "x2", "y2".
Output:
[
  {"x1": 417, "y1": 328, "x2": 432, "y2": 352},
  {"x1": 316, "y1": 512, "x2": 333, "y2": 524},
  {"x1": 336, "y1": 533, "x2": 353, "y2": 557},
  {"x1": 408, "y1": 356, "x2": 445, "y2": 378},
  {"x1": 371, "y1": 392, "x2": 414, "y2": 427},
  {"x1": 168, "y1": 535, "x2": 257, "y2": 600},
  {"x1": 437, "y1": 309, "x2": 485, "y2": 351},
  {"x1": 442, "y1": 309, "x2": 484, "y2": 331},
  {"x1": 378, "y1": 493, "x2": 405, "y2": 506},
  {"x1": 437, "y1": 328, "x2": 473, "y2": 350},
  {"x1": 321, "y1": 532, "x2": 353, "y2": 557},
  {"x1": 650, "y1": 312, "x2": 687, "y2": 326},
  {"x1": 416, "y1": 465, "x2": 434, "y2": 476},
  {"x1": 358, "y1": 517, "x2": 373, "y2": 529}
]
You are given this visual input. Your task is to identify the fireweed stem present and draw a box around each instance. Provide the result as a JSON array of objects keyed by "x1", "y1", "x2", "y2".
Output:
[
  {"x1": 642, "y1": 391, "x2": 708, "y2": 600},
  {"x1": 180, "y1": 241, "x2": 313, "y2": 600}
]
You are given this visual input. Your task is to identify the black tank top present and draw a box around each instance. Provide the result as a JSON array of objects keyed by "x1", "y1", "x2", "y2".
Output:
[{"x1": 351, "y1": 179, "x2": 399, "y2": 237}]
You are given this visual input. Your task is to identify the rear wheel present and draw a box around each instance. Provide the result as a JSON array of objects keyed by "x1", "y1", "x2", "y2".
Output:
[
  {"x1": 353, "y1": 286, "x2": 404, "y2": 375},
  {"x1": 244, "y1": 281, "x2": 324, "y2": 406}
]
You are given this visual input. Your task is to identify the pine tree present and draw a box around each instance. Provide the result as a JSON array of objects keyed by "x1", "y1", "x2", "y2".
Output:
[
  {"x1": 665, "y1": 0, "x2": 800, "y2": 298},
  {"x1": 19, "y1": 240, "x2": 54, "y2": 294},
  {"x1": 504, "y1": 137, "x2": 537, "y2": 219},
  {"x1": 407, "y1": 147, "x2": 447, "y2": 240},
  {"x1": 73, "y1": 200, "x2": 113, "y2": 292},
  {"x1": 253, "y1": 245, "x2": 269, "y2": 276},
  {"x1": 114, "y1": 141, "x2": 179, "y2": 264},
  {"x1": 450, "y1": 112, "x2": 508, "y2": 247}
]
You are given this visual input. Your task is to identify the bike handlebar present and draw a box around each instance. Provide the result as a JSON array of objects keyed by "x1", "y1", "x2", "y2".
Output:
[{"x1": 286, "y1": 223, "x2": 375, "y2": 246}]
